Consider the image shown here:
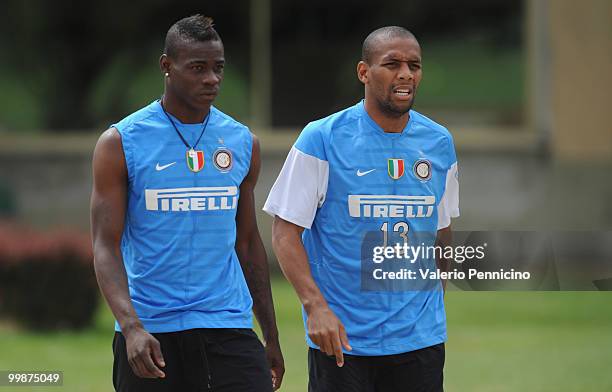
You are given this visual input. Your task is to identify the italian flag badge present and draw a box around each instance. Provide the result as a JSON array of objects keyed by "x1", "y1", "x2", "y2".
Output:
[
  {"x1": 186, "y1": 149, "x2": 205, "y2": 172},
  {"x1": 387, "y1": 158, "x2": 405, "y2": 180}
]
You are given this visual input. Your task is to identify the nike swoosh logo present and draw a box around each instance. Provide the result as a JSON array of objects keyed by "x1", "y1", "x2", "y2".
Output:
[
  {"x1": 155, "y1": 162, "x2": 176, "y2": 171},
  {"x1": 356, "y1": 169, "x2": 376, "y2": 177}
]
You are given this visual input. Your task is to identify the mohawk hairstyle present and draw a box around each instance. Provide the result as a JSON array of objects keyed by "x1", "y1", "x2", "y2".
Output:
[
  {"x1": 362, "y1": 26, "x2": 417, "y2": 64},
  {"x1": 164, "y1": 14, "x2": 222, "y2": 58}
]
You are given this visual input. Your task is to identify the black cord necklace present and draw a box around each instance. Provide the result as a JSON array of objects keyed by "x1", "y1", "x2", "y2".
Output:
[{"x1": 160, "y1": 97, "x2": 211, "y2": 172}]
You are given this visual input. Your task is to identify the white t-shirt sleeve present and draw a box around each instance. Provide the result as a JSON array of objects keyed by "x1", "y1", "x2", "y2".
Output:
[
  {"x1": 263, "y1": 146, "x2": 329, "y2": 229},
  {"x1": 437, "y1": 162, "x2": 460, "y2": 230}
]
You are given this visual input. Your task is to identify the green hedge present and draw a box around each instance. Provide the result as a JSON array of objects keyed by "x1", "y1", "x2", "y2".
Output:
[{"x1": 0, "y1": 224, "x2": 98, "y2": 330}]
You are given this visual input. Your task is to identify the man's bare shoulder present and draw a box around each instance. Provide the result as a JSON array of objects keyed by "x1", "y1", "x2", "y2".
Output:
[
  {"x1": 93, "y1": 128, "x2": 126, "y2": 174},
  {"x1": 95, "y1": 128, "x2": 122, "y2": 153}
]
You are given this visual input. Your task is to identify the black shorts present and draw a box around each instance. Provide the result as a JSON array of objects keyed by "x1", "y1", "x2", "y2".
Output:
[
  {"x1": 308, "y1": 343, "x2": 445, "y2": 392},
  {"x1": 112, "y1": 328, "x2": 272, "y2": 392}
]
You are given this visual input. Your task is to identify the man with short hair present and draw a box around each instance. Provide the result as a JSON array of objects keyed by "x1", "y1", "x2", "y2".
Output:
[
  {"x1": 91, "y1": 15, "x2": 284, "y2": 392},
  {"x1": 264, "y1": 26, "x2": 459, "y2": 391}
]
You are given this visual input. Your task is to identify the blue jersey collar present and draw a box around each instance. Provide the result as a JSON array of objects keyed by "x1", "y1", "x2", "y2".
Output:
[{"x1": 357, "y1": 99, "x2": 414, "y2": 138}]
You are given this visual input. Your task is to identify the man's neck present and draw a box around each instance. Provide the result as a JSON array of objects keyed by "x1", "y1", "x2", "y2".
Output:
[
  {"x1": 364, "y1": 98, "x2": 409, "y2": 133},
  {"x1": 161, "y1": 93, "x2": 210, "y2": 124}
]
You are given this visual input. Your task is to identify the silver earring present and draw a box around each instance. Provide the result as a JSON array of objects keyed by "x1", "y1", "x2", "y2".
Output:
[{"x1": 165, "y1": 72, "x2": 169, "y2": 77}]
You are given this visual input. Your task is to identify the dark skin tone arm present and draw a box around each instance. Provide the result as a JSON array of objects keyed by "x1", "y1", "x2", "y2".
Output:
[
  {"x1": 235, "y1": 135, "x2": 285, "y2": 390},
  {"x1": 90, "y1": 128, "x2": 166, "y2": 379},
  {"x1": 436, "y1": 226, "x2": 452, "y2": 292},
  {"x1": 272, "y1": 217, "x2": 352, "y2": 368}
]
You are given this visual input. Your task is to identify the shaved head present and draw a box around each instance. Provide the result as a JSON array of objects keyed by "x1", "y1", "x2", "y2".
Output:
[
  {"x1": 362, "y1": 26, "x2": 418, "y2": 64},
  {"x1": 164, "y1": 14, "x2": 222, "y2": 59}
]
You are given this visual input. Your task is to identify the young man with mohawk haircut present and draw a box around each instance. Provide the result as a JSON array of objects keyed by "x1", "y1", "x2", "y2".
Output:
[
  {"x1": 91, "y1": 15, "x2": 283, "y2": 392},
  {"x1": 265, "y1": 26, "x2": 459, "y2": 391}
]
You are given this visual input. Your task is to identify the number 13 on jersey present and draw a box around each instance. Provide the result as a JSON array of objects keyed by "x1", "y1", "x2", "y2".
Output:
[{"x1": 380, "y1": 221, "x2": 409, "y2": 247}]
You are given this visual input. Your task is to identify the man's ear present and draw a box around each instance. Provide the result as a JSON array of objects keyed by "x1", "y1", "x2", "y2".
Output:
[
  {"x1": 357, "y1": 61, "x2": 369, "y2": 85},
  {"x1": 159, "y1": 54, "x2": 171, "y2": 76}
]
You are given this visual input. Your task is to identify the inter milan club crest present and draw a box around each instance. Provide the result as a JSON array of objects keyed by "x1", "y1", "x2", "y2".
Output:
[
  {"x1": 213, "y1": 148, "x2": 233, "y2": 172},
  {"x1": 413, "y1": 159, "x2": 432, "y2": 181},
  {"x1": 186, "y1": 149, "x2": 205, "y2": 172},
  {"x1": 387, "y1": 158, "x2": 405, "y2": 180}
]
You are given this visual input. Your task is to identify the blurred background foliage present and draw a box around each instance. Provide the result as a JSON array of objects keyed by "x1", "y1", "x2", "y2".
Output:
[
  {"x1": 0, "y1": 0, "x2": 522, "y2": 131},
  {"x1": 0, "y1": 0, "x2": 251, "y2": 130}
]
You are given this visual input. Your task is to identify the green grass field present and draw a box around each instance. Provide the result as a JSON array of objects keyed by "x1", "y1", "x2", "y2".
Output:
[{"x1": 1, "y1": 277, "x2": 611, "y2": 391}]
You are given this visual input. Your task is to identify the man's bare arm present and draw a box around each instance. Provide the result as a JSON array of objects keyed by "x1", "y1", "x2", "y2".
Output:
[
  {"x1": 90, "y1": 128, "x2": 165, "y2": 379},
  {"x1": 272, "y1": 216, "x2": 351, "y2": 367},
  {"x1": 235, "y1": 135, "x2": 284, "y2": 390}
]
